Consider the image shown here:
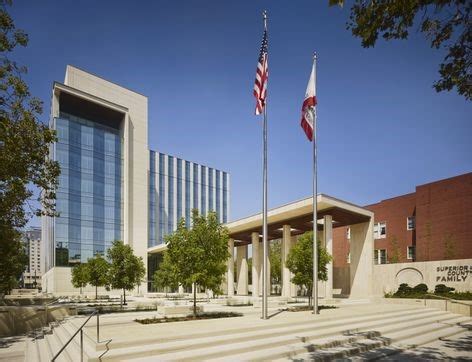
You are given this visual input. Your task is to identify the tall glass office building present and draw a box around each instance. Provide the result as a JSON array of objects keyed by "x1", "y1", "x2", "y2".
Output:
[
  {"x1": 148, "y1": 151, "x2": 230, "y2": 247},
  {"x1": 53, "y1": 112, "x2": 122, "y2": 266},
  {"x1": 42, "y1": 65, "x2": 230, "y2": 295}
]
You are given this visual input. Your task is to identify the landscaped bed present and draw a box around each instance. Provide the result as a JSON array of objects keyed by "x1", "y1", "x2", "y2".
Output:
[
  {"x1": 287, "y1": 305, "x2": 337, "y2": 312},
  {"x1": 77, "y1": 305, "x2": 158, "y2": 315},
  {"x1": 135, "y1": 311, "x2": 243, "y2": 324},
  {"x1": 385, "y1": 283, "x2": 472, "y2": 300}
]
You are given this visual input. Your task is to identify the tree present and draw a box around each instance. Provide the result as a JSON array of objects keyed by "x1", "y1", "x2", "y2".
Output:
[
  {"x1": 0, "y1": 0, "x2": 60, "y2": 295},
  {"x1": 0, "y1": 227, "x2": 27, "y2": 295},
  {"x1": 329, "y1": 0, "x2": 471, "y2": 100},
  {"x1": 153, "y1": 252, "x2": 178, "y2": 295},
  {"x1": 286, "y1": 231, "x2": 332, "y2": 306},
  {"x1": 71, "y1": 263, "x2": 89, "y2": 295},
  {"x1": 269, "y1": 240, "x2": 282, "y2": 293},
  {"x1": 107, "y1": 240, "x2": 146, "y2": 304},
  {"x1": 86, "y1": 254, "x2": 110, "y2": 299},
  {"x1": 165, "y1": 210, "x2": 229, "y2": 317}
]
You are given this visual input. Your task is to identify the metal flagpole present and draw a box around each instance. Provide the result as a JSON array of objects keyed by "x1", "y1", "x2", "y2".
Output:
[
  {"x1": 312, "y1": 53, "x2": 319, "y2": 315},
  {"x1": 262, "y1": 10, "x2": 269, "y2": 320}
]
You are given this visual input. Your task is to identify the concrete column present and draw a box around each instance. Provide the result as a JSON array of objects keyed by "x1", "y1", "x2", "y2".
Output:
[
  {"x1": 324, "y1": 215, "x2": 333, "y2": 299},
  {"x1": 178, "y1": 284, "x2": 184, "y2": 294},
  {"x1": 236, "y1": 245, "x2": 248, "y2": 295},
  {"x1": 251, "y1": 232, "x2": 260, "y2": 297},
  {"x1": 227, "y1": 238, "x2": 235, "y2": 296},
  {"x1": 349, "y1": 220, "x2": 374, "y2": 298},
  {"x1": 282, "y1": 225, "x2": 293, "y2": 298}
]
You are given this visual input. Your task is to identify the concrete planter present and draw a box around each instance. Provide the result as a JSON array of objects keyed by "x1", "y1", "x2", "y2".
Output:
[{"x1": 157, "y1": 305, "x2": 203, "y2": 316}]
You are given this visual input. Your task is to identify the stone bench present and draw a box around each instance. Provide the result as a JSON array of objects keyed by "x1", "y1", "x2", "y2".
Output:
[
  {"x1": 252, "y1": 297, "x2": 288, "y2": 308},
  {"x1": 157, "y1": 305, "x2": 203, "y2": 316}
]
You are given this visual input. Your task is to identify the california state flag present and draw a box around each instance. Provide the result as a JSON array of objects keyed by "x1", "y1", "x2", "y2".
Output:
[{"x1": 300, "y1": 61, "x2": 316, "y2": 141}]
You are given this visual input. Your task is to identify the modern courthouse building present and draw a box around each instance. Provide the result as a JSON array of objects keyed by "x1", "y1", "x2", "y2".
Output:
[{"x1": 41, "y1": 66, "x2": 230, "y2": 294}]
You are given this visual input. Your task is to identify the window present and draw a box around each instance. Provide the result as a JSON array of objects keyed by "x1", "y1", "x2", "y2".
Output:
[
  {"x1": 346, "y1": 227, "x2": 351, "y2": 240},
  {"x1": 407, "y1": 216, "x2": 415, "y2": 230},
  {"x1": 407, "y1": 246, "x2": 415, "y2": 260},
  {"x1": 373, "y1": 222, "x2": 387, "y2": 239},
  {"x1": 347, "y1": 252, "x2": 351, "y2": 264},
  {"x1": 374, "y1": 249, "x2": 387, "y2": 264}
]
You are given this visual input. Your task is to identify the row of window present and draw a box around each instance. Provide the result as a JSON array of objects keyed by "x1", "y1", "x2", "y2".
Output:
[
  {"x1": 149, "y1": 151, "x2": 229, "y2": 247},
  {"x1": 346, "y1": 216, "x2": 416, "y2": 240},
  {"x1": 373, "y1": 246, "x2": 416, "y2": 264}
]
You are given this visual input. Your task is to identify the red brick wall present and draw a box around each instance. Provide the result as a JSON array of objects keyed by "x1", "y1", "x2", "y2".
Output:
[
  {"x1": 365, "y1": 193, "x2": 417, "y2": 264},
  {"x1": 415, "y1": 173, "x2": 472, "y2": 262},
  {"x1": 332, "y1": 173, "x2": 472, "y2": 267}
]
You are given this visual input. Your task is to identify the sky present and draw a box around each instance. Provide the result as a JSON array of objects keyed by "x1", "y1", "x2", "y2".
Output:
[{"x1": 11, "y1": 0, "x2": 471, "y2": 225}]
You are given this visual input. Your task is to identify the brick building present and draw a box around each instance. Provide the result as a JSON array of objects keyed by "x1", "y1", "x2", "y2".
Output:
[{"x1": 333, "y1": 173, "x2": 472, "y2": 268}]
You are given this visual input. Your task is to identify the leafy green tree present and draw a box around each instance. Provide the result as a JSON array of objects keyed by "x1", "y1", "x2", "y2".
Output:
[
  {"x1": 153, "y1": 252, "x2": 178, "y2": 295},
  {"x1": 165, "y1": 210, "x2": 229, "y2": 317},
  {"x1": 0, "y1": 227, "x2": 27, "y2": 295},
  {"x1": 107, "y1": 240, "x2": 146, "y2": 304},
  {"x1": 269, "y1": 240, "x2": 282, "y2": 293},
  {"x1": 71, "y1": 263, "x2": 89, "y2": 295},
  {"x1": 269, "y1": 240, "x2": 282, "y2": 285},
  {"x1": 87, "y1": 254, "x2": 110, "y2": 299},
  {"x1": 329, "y1": 0, "x2": 471, "y2": 100},
  {"x1": 286, "y1": 231, "x2": 332, "y2": 306},
  {"x1": 0, "y1": 0, "x2": 60, "y2": 295}
]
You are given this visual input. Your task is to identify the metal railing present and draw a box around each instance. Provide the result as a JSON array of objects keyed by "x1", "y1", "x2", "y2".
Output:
[
  {"x1": 423, "y1": 293, "x2": 472, "y2": 315},
  {"x1": 51, "y1": 308, "x2": 100, "y2": 362}
]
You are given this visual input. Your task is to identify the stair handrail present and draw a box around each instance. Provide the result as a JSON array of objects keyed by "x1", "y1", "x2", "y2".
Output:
[
  {"x1": 423, "y1": 293, "x2": 471, "y2": 306},
  {"x1": 423, "y1": 293, "x2": 472, "y2": 316},
  {"x1": 51, "y1": 308, "x2": 100, "y2": 362}
]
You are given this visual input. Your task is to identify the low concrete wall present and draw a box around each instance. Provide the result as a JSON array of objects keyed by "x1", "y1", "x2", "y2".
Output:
[
  {"x1": 373, "y1": 258, "x2": 472, "y2": 295},
  {"x1": 379, "y1": 297, "x2": 472, "y2": 317},
  {"x1": 157, "y1": 305, "x2": 203, "y2": 316},
  {"x1": 0, "y1": 305, "x2": 77, "y2": 337}
]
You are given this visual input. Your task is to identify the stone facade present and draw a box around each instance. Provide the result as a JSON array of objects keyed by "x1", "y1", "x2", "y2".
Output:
[{"x1": 372, "y1": 258, "x2": 472, "y2": 295}]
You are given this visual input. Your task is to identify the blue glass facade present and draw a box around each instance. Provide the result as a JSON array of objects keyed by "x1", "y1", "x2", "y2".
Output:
[
  {"x1": 54, "y1": 112, "x2": 122, "y2": 265},
  {"x1": 148, "y1": 151, "x2": 229, "y2": 248}
]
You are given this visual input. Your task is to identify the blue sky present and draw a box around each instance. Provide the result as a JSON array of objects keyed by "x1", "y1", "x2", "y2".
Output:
[{"x1": 12, "y1": 0, "x2": 471, "y2": 224}]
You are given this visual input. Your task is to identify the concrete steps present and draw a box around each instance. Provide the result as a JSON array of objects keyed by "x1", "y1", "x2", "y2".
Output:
[
  {"x1": 99, "y1": 307, "x2": 426, "y2": 360},
  {"x1": 281, "y1": 315, "x2": 470, "y2": 361},
  {"x1": 25, "y1": 317, "x2": 100, "y2": 362},
  {"x1": 23, "y1": 305, "x2": 471, "y2": 361}
]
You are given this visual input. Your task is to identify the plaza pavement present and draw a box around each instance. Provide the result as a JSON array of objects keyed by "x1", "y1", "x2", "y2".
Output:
[{"x1": 1, "y1": 299, "x2": 471, "y2": 361}]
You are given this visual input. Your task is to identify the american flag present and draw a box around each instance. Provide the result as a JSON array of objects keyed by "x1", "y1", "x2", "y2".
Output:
[{"x1": 253, "y1": 29, "x2": 268, "y2": 115}]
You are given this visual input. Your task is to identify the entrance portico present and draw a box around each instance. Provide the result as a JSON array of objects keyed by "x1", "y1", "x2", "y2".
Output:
[{"x1": 225, "y1": 194, "x2": 374, "y2": 299}]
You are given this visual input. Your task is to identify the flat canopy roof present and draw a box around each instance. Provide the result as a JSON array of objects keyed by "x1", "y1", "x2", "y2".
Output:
[{"x1": 227, "y1": 194, "x2": 373, "y2": 245}]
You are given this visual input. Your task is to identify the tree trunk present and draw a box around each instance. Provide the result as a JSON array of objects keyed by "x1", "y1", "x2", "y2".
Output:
[
  {"x1": 95, "y1": 285, "x2": 98, "y2": 300},
  {"x1": 193, "y1": 283, "x2": 197, "y2": 318},
  {"x1": 123, "y1": 288, "x2": 127, "y2": 304}
]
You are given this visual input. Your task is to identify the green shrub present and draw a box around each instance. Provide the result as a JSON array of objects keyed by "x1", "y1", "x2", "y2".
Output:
[
  {"x1": 394, "y1": 283, "x2": 412, "y2": 296},
  {"x1": 413, "y1": 283, "x2": 428, "y2": 294},
  {"x1": 434, "y1": 284, "x2": 455, "y2": 294}
]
